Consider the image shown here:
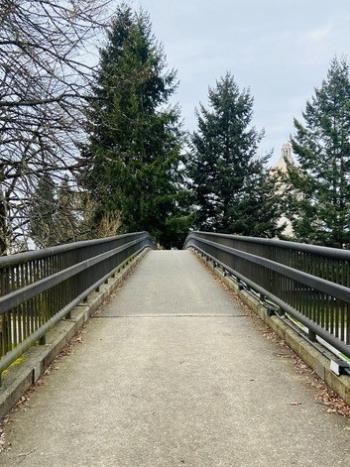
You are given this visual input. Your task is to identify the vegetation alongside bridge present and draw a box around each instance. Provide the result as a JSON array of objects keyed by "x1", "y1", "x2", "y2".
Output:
[{"x1": 2, "y1": 3, "x2": 350, "y2": 253}]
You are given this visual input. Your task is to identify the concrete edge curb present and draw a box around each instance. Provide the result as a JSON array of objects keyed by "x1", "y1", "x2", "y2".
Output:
[
  {"x1": 193, "y1": 250, "x2": 350, "y2": 406},
  {"x1": 0, "y1": 248, "x2": 150, "y2": 422}
]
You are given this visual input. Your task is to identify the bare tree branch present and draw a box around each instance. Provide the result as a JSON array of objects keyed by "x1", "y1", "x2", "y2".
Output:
[{"x1": 0, "y1": 0, "x2": 112, "y2": 254}]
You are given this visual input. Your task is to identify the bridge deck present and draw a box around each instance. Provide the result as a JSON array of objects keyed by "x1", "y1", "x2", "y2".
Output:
[{"x1": 1, "y1": 250, "x2": 350, "y2": 466}]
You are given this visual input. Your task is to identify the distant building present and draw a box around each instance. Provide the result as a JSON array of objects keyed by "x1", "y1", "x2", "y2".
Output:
[
  {"x1": 273, "y1": 142, "x2": 294, "y2": 172},
  {"x1": 271, "y1": 142, "x2": 294, "y2": 238}
]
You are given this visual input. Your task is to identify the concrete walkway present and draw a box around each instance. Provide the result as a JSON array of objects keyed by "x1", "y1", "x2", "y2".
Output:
[{"x1": 1, "y1": 250, "x2": 350, "y2": 466}]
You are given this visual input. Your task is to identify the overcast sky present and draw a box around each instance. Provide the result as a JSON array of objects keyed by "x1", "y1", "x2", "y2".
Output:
[{"x1": 124, "y1": 1, "x2": 350, "y2": 163}]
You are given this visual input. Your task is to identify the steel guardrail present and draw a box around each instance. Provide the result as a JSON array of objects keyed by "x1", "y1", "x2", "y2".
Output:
[
  {"x1": 0, "y1": 232, "x2": 153, "y2": 382},
  {"x1": 185, "y1": 231, "x2": 350, "y2": 359}
]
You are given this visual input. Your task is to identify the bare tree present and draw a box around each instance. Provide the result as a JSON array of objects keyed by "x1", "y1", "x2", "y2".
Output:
[{"x1": 0, "y1": 0, "x2": 112, "y2": 253}]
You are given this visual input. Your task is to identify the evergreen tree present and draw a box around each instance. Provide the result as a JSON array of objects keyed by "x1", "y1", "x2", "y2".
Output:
[
  {"x1": 55, "y1": 176, "x2": 78, "y2": 244},
  {"x1": 286, "y1": 58, "x2": 350, "y2": 248},
  {"x1": 189, "y1": 73, "x2": 283, "y2": 237},
  {"x1": 29, "y1": 174, "x2": 57, "y2": 248},
  {"x1": 80, "y1": 4, "x2": 190, "y2": 247}
]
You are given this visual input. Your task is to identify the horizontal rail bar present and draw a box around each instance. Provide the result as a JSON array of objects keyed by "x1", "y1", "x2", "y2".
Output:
[
  {"x1": 189, "y1": 237, "x2": 350, "y2": 304},
  {"x1": 0, "y1": 245, "x2": 148, "y2": 377},
  {"x1": 0, "y1": 238, "x2": 142, "y2": 314},
  {"x1": 190, "y1": 231, "x2": 350, "y2": 260},
  {"x1": 0, "y1": 232, "x2": 147, "y2": 267},
  {"x1": 190, "y1": 244, "x2": 350, "y2": 359},
  {"x1": 0, "y1": 232, "x2": 154, "y2": 378},
  {"x1": 185, "y1": 231, "x2": 350, "y2": 360}
]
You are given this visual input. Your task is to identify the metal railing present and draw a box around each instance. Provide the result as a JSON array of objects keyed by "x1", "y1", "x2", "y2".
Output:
[
  {"x1": 185, "y1": 231, "x2": 350, "y2": 360},
  {"x1": 0, "y1": 232, "x2": 153, "y2": 381}
]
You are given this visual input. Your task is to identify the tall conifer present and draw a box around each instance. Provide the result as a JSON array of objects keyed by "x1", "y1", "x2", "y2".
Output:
[
  {"x1": 190, "y1": 73, "x2": 282, "y2": 237},
  {"x1": 286, "y1": 58, "x2": 350, "y2": 248},
  {"x1": 80, "y1": 5, "x2": 189, "y2": 246}
]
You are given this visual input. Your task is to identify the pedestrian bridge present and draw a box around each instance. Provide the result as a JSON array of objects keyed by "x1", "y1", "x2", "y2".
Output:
[{"x1": 0, "y1": 233, "x2": 350, "y2": 466}]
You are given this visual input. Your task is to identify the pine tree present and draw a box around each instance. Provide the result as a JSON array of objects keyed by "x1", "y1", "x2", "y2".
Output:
[
  {"x1": 55, "y1": 176, "x2": 78, "y2": 244},
  {"x1": 189, "y1": 73, "x2": 283, "y2": 237},
  {"x1": 29, "y1": 174, "x2": 57, "y2": 248},
  {"x1": 286, "y1": 58, "x2": 350, "y2": 248},
  {"x1": 80, "y1": 4, "x2": 190, "y2": 247}
]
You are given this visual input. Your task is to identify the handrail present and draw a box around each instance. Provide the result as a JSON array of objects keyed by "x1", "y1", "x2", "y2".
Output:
[
  {"x1": 191, "y1": 231, "x2": 350, "y2": 260},
  {"x1": 0, "y1": 232, "x2": 148, "y2": 266},
  {"x1": 0, "y1": 238, "x2": 143, "y2": 314},
  {"x1": 0, "y1": 232, "x2": 154, "y2": 381},
  {"x1": 190, "y1": 237, "x2": 350, "y2": 303},
  {"x1": 185, "y1": 231, "x2": 350, "y2": 359}
]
